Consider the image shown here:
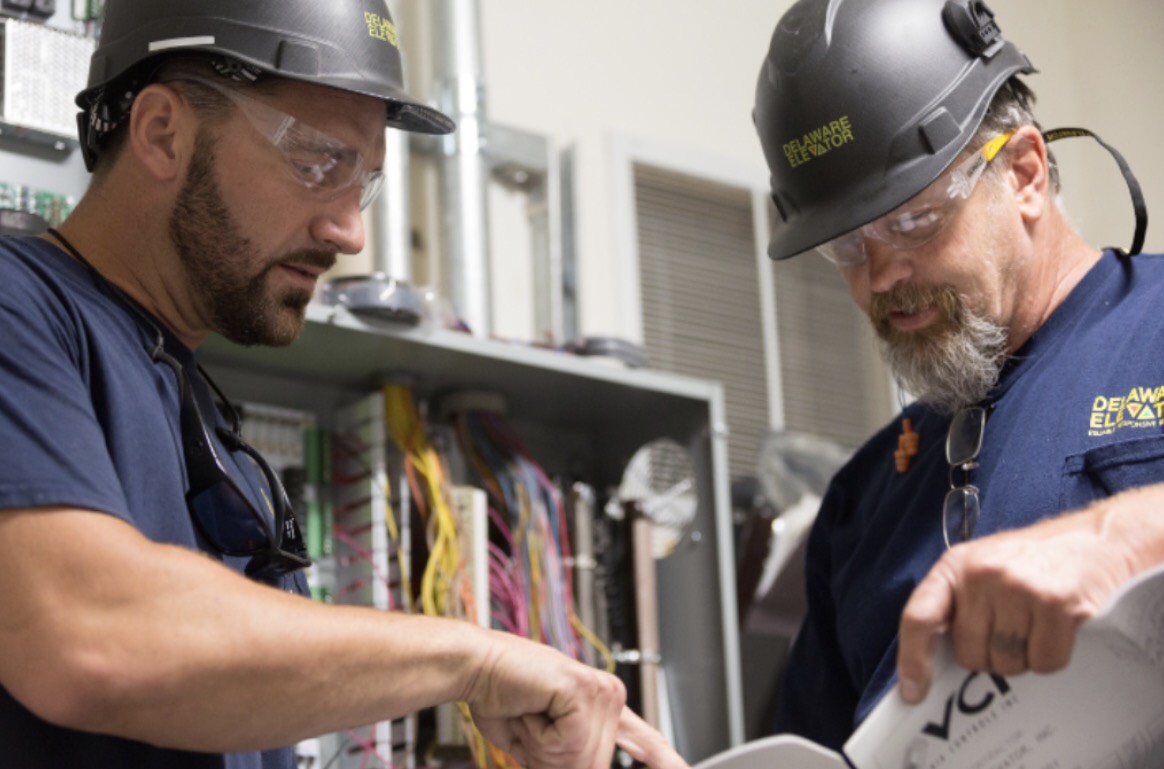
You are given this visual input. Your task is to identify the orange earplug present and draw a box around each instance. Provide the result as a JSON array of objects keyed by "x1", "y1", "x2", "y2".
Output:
[{"x1": 895, "y1": 417, "x2": 919, "y2": 473}]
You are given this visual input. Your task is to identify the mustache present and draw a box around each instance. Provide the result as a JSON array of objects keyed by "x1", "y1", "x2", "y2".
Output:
[
  {"x1": 279, "y1": 250, "x2": 337, "y2": 274},
  {"x1": 870, "y1": 283, "x2": 963, "y2": 334}
]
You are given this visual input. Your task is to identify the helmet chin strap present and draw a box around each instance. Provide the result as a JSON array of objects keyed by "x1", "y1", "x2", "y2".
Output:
[{"x1": 1043, "y1": 127, "x2": 1148, "y2": 257}]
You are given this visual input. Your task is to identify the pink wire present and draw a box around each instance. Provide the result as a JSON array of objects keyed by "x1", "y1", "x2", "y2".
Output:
[
  {"x1": 344, "y1": 726, "x2": 396, "y2": 769},
  {"x1": 333, "y1": 527, "x2": 397, "y2": 611},
  {"x1": 488, "y1": 544, "x2": 527, "y2": 636}
]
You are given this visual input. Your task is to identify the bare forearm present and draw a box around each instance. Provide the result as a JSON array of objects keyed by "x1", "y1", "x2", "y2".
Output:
[
  {"x1": 1, "y1": 508, "x2": 690, "y2": 769},
  {"x1": 1089, "y1": 483, "x2": 1164, "y2": 577},
  {"x1": 84, "y1": 581, "x2": 493, "y2": 751},
  {"x1": 0, "y1": 509, "x2": 492, "y2": 751}
]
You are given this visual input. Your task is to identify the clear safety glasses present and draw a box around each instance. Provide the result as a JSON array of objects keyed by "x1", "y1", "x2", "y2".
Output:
[
  {"x1": 943, "y1": 405, "x2": 987, "y2": 550},
  {"x1": 176, "y1": 76, "x2": 385, "y2": 210},
  {"x1": 816, "y1": 131, "x2": 1015, "y2": 267}
]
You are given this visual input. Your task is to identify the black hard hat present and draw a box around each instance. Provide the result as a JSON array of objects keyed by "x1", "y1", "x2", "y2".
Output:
[
  {"x1": 754, "y1": 0, "x2": 1035, "y2": 260},
  {"x1": 77, "y1": 0, "x2": 454, "y2": 169}
]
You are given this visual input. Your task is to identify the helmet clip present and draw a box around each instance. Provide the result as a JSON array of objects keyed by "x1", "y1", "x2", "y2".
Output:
[{"x1": 942, "y1": 0, "x2": 1004, "y2": 57}]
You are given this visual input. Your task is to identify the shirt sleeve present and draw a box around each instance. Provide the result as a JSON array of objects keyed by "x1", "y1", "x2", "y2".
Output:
[{"x1": 0, "y1": 254, "x2": 129, "y2": 517}]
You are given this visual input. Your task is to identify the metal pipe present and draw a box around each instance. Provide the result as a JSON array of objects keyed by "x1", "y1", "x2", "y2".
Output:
[
  {"x1": 369, "y1": 0, "x2": 413, "y2": 282},
  {"x1": 369, "y1": 128, "x2": 413, "y2": 281},
  {"x1": 632, "y1": 514, "x2": 661, "y2": 730},
  {"x1": 430, "y1": 0, "x2": 492, "y2": 336}
]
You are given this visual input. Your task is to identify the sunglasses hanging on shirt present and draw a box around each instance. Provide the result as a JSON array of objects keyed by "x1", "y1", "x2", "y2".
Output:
[{"x1": 942, "y1": 405, "x2": 988, "y2": 549}]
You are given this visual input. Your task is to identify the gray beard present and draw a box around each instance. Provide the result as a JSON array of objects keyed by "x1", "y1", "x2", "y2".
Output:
[{"x1": 872, "y1": 285, "x2": 1009, "y2": 414}]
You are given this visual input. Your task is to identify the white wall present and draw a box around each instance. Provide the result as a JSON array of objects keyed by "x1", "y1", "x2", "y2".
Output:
[
  {"x1": 476, "y1": 0, "x2": 779, "y2": 339},
  {"x1": 994, "y1": 0, "x2": 1164, "y2": 258},
  {"x1": 402, "y1": 0, "x2": 1164, "y2": 340}
]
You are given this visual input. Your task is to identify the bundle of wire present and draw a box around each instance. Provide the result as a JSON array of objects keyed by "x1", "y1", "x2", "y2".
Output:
[
  {"x1": 381, "y1": 385, "x2": 615, "y2": 769},
  {"x1": 382, "y1": 384, "x2": 496, "y2": 768},
  {"x1": 382, "y1": 384, "x2": 472, "y2": 622},
  {"x1": 451, "y1": 408, "x2": 613, "y2": 670}
]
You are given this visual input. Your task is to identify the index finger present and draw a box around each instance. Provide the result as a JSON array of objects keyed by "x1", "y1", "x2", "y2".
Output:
[
  {"x1": 897, "y1": 559, "x2": 957, "y2": 703},
  {"x1": 616, "y1": 707, "x2": 690, "y2": 769}
]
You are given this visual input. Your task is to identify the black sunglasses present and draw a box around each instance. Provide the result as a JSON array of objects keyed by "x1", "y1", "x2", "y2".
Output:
[{"x1": 155, "y1": 345, "x2": 311, "y2": 583}]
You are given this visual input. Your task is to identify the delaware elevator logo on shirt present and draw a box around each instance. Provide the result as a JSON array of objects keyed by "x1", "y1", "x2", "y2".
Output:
[{"x1": 1089, "y1": 385, "x2": 1164, "y2": 436}]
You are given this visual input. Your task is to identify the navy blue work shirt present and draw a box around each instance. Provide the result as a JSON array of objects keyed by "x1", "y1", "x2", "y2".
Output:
[
  {"x1": 775, "y1": 250, "x2": 1164, "y2": 749},
  {"x1": 0, "y1": 236, "x2": 306, "y2": 768}
]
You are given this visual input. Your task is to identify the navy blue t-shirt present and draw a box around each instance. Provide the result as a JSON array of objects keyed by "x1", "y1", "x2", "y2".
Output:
[
  {"x1": 774, "y1": 250, "x2": 1164, "y2": 749},
  {"x1": 0, "y1": 235, "x2": 306, "y2": 768}
]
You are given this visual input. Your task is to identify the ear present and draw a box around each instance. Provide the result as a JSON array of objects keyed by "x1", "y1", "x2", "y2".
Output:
[
  {"x1": 1004, "y1": 124, "x2": 1050, "y2": 223},
  {"x1": 126, "y1": 83, "x2": 196, "y2": 183}
]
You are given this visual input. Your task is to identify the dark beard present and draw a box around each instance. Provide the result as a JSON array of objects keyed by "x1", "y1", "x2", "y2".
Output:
[
  {"x1": 169, "y1": 131, "x2": 335, "y2": 347},
  {"x1": 870, "y1": 283, "x2": 1008, "y2": 414}
]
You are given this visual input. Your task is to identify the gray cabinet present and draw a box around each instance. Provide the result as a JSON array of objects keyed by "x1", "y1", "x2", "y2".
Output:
[{"x1": 200, "y1": 302, "x2": 745, "y2": 762}]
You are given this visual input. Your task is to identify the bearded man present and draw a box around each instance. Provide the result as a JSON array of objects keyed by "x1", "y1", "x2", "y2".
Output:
[
  {"x1": 0, "y1": 2, "x2": 685, "y2": 768},
  {"x1": 752, "y1": 0, "x2": 1164, "y2": 751}
]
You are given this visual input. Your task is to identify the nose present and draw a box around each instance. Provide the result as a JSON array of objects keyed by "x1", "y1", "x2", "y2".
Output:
[
  {"x1": 309, "y1": 189, "x2": 366, "y2": 255},
  {"x1": 863, "y1": 236, "x2": 913, "y2": 294}
]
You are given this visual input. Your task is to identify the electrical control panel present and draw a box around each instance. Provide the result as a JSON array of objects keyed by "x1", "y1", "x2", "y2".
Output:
[
  {"x1": 0, "y1": 17, "x2": 93, "y2": 149},
  {"x1": 0, "y1": 0, "x2": 57, "y2": 22}
]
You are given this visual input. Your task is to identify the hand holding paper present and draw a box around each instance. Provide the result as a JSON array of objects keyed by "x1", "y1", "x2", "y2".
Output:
[{"x1": 896, "y1": 483, "x2": 1164, "y2": 703}]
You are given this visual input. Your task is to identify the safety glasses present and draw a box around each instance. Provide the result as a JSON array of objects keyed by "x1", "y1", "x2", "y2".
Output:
[
  {"x1": 150, "y1": 341, "x2": 311, "y2": 584},
  {"x1": 176, "y1": 76, "x2": 385, "y2": 210},
  {"x1": 942, "y1": 405, "x2": 987, "y2": 550},
  {"x1": 817, "y1": 131, "x2": 1015, "y2": 267}
]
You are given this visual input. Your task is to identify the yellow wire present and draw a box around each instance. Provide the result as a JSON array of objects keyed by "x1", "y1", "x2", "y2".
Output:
[
  {"x1": 380, "y1": 465, "x2": 415, "y2": 612},
  {"x1": 570, "y1": 614, "x2": 616, "y2": 674},
  {"x1": 526, "y1": 531, "x2": 543, "y2": 643},
  {"x1": 383, "y1": 385, "x2": 465, "y2": 620},
  {"x1": 383, "y1": 475, "x2": 417, "y2": 613},
  {"x1": 386, "y1": 385, "x2": 515, "y2": 768}
]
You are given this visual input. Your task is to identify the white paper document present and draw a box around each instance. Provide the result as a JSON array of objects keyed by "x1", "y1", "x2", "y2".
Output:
[{"x1": 696, "y1": 563, "x2": 1164, "y2": 769}]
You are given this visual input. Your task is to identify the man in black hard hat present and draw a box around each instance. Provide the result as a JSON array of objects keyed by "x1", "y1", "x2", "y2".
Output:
[
  {"x1": 0, "y1": 2, "x2": 686, "y2": 769},
  {"x1": 754, "y1": 0, "x2": 1164, "y2": 752}
]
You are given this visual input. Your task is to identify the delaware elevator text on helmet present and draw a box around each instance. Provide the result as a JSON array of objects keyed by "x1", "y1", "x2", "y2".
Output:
[
  {"x1": 783, "y1": 116, "x2": 855, "y2": 168},
  {"x1": 364, "y1": 11, "x2": 399, "y2": 47}
]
